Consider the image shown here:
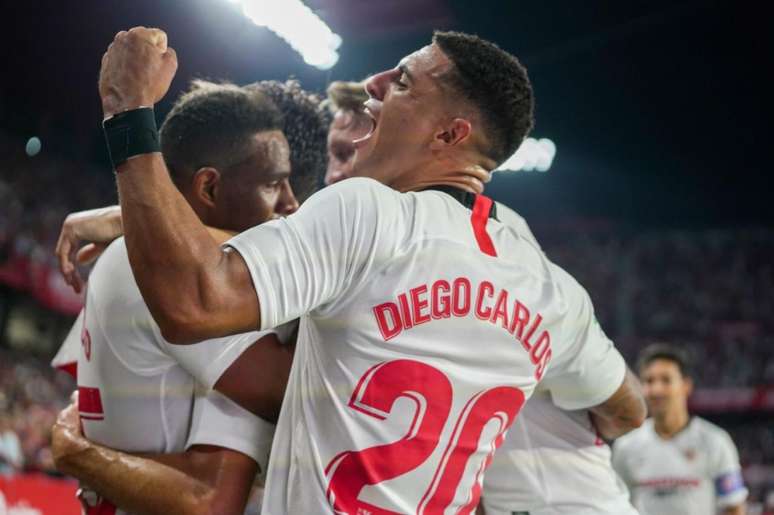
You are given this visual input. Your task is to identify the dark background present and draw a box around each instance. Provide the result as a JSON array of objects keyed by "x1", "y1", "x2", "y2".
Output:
[{"x1": 2, "y1": 0, "x2": 771, "y2": 228}]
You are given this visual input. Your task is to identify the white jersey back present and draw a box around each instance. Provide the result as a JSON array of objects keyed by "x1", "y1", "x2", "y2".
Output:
[
  {"x1": 78, "y1": 238, "x2": 281, "y2": 514},
  {"x1": 483, "y1": 392, "x2": 635, "y2": 515},
  {"x1": 228, "y1": 178, "x2": 625, "y2": 514},
  {"x1": 612, "y1": 417, "x2": 748, "y2": 515},
  {"x1": 483, "y1": 204, "x2": 633, "y2": 515}
]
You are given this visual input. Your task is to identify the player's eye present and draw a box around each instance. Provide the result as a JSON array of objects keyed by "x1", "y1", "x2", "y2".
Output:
[{"x1": 395, "y1": 74, "x2": 408, "y2": 89}]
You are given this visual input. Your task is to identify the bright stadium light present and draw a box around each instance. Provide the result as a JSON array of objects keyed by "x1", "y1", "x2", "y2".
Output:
[
  {"x1": 496, "y1": 138, "x2": 556, "y2": 173},
  {"x1": 232, "y1": 0, "x2": 341, "y2": 70}
]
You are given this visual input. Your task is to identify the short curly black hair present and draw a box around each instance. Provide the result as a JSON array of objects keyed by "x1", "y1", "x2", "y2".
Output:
[
  {"x1": 159, "y1": 80, "x2": 283, "y2": 186},
  {"x1": 247, "y1": 80, "x2": 331, "y2": 202},
  {"x1": 433, "y1": 31, "x2": 535, "y2": 166},
  {"x1": 637, "y1": 343, "x2": 693, "y2": 379}
]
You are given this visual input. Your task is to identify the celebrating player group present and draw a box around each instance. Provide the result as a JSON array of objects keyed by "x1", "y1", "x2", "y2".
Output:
[{"x1": 48, "y1": 26, "x2": 748, "y2": 515}]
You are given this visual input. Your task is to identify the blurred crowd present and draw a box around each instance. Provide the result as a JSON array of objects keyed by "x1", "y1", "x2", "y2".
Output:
[
  {"x1": 0, "y1": 348, "x2": 74, "y2": 476},
  {"x1": 540, "y1": 223, "x2": 774, "y2": 388}
]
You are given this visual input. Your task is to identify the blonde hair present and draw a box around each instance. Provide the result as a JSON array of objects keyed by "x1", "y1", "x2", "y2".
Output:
[{"x1": 324, "y1": 80, "x2": 368, "y2": 114}]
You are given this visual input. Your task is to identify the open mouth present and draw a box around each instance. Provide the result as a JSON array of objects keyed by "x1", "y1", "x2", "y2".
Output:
[{"x1": 353, "y1": 106, "x2": 378, "y2": 147}]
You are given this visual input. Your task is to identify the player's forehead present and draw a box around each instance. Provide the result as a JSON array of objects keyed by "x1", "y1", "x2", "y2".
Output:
[
  {"x1": 249, "y1": 130, "x2": 291, "y2": 177},
  {"x1": 398, "y1": 43, "x2": 454, "y2": 84},
  {"x1": 643, "y1": 358, "x2": 682, "y2": 377}
]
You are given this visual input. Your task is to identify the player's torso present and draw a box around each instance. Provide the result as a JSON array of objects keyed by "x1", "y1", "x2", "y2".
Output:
[
  {"x1": 77, "y1": 239, "x2": 194, "y2": 454},
  {"x1": 264, "y1": 191, "x2": 575, "y2": 514},
  {"x1": 482, "y1": 392, "x2": 632, "y2": 515},
  {"x1": 621, "y1": 420, "x2": 715, "y2": 515}
]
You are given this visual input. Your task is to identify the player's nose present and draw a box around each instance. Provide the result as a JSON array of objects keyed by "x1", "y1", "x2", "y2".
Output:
[
  {"x1": 364, "y1": 71, "x2": 389, "y2": 101},
  {"x1": 276, "y1": 179, "x2": 299, "y2": 216}
]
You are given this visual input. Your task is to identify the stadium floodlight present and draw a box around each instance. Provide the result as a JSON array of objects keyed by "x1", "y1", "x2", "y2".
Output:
[
  {"x1": 495, "y1": 138, "x2": 556, "y2": 173},
  {"x1": 232, "y1": 0, "x2": 341, "y2": 70}
]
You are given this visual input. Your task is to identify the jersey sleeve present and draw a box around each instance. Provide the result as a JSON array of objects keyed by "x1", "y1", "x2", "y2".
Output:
[
  {"x1": 185, "y1": 387, "x2": 275, "y2": 472},
  {"x1": 539, "y1": 266, "x2": 627, "y2": 410},
  {"x1": 51, "y1": 308, "x2": 84, "y2": 377},
  {"x1": 226, "y1": 178, "x2": 403, "y2": 331},
  {"x1": 709, "y1": 428, "x2": 748, "y2": 508},
  {"x1": 162, "y1": 321, "x2": 296, "y2": 390}
]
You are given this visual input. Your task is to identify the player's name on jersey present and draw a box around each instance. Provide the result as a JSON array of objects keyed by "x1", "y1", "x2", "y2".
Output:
[{"x1": 372, "y1": 277, "x2": 553, "y2": 379}]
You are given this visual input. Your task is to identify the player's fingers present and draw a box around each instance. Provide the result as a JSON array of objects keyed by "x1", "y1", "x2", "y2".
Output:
[
  {"x1": 76, "y1": 242, "x2": 107, "y2": 266},
  {"x1": 130, "y1": 27, "x2": 167, "y2": 51},
  {"x1": 66, "y1": 242, "x2": 84, "y2": 294},
  {"x1": 164, "y1": 45, "x2": 177, "y2": 63},
  {"x1": 55, "y1": 401, "x2": 79, "y2": 427},
  {"x1": 149, "y1": 28, "x2": 168, "y2": 51},
  {"x1": 55, "y1": 228, "x2": 75, "y2": 277}
]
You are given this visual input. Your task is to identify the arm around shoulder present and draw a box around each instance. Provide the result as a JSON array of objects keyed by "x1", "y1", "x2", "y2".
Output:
[{"x1": 589, "y1": 368, "x2": 647, "y2": 440}]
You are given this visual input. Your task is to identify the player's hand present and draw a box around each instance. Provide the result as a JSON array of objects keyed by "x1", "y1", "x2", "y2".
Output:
[
  {"x1": 55, "y1": 206, "x2": 123, "y2": 293},
  {"x1": 99, "y1": 27, "x2": 177, "y2": 118},
  {"x1": 51, "y1": 399, "x2": 87, "y2": 473}
]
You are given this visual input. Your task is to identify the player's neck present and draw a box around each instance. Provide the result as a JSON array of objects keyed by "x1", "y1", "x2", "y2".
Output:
[
  {"x1": 653, "y1": 409, "x2": 690, "y2": 439},
  {"x1": 391, "y1": 163, "x2": 491, "y2": 194}
]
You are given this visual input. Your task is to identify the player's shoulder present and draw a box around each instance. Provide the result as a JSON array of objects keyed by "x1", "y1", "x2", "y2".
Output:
[
  {"x1": 315, "y1": 176, "x2": 397, "y2": 202},
  {"x1": 91, "y1": 236, "x2": 130, "y2": 274},
  {"x1": 690, "y1": 416, "x2": 734, "y2": 444},
  {"x1": 299, "y1": 177, "x2": 402, "y2": 220},
  {"x1": 615, "y1": 418, "x2": 656, "y2": 450},
  {"x1": 88, "y1": 237, "x2": 139, "y2": 300}
]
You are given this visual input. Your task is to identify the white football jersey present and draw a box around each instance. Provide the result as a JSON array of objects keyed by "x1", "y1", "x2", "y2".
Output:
[
  {"x1": 227, "y1": 178, "x2": 626, "y2": 514},
  {"x1": 482, "y1": 203, "x2": 634, "y2": 515},
  {"x1": 76, "y1": 238, "x2": 283, "y2": 515},
  {"x1": 482, "y1": 392, "x2": 635, "y2": 515},
  {"x1": 612, "y1": 417, "x2": 748, "y2": 515}
]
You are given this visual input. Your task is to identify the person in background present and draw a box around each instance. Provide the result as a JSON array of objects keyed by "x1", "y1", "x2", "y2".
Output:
[
  {"x1": 613, "y1": 343, "x2": 748, "y2": 515},
  {"x1": 248, "y1": 79, "x2": 331, "y2": 201},
  {"x1": 0, "y1": 413, "x2": 23, "y2": 475},
  {"x1": 322, "y1": 80, "x2": 372, "y2": 185}
]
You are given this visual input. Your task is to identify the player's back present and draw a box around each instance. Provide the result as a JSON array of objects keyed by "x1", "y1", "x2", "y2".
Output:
[
  {"x1": 483, "y1": 391, "x2": 634, "y2": 515},
  {"x1": 77, "y1": 238, "x2": 193, "y2": 453},
  {"x1": 228, "y1": 179, "x2": 623, "y2": 514}
]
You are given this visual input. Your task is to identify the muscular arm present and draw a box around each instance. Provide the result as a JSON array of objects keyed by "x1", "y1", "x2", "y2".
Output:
[
  {"x1": 589, "y1": 369, "x2": 647, "y2": 440},
  {"x1": 722, "y1": 504, "x2": 746, "y2": 515},
  {"x1": 52, "y1": 405, "x2": 257, "y2": 515},
  {"x1": 214, "y1": 331, "x2": 295, "y2": 422},
  {"x1": 98, "y1": 28, "x2": 259, "y2": 343}
]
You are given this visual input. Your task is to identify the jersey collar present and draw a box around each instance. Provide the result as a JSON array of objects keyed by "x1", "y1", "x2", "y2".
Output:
[{"x1": 424, "y1": 185, "x2": 498, "y2": 220}]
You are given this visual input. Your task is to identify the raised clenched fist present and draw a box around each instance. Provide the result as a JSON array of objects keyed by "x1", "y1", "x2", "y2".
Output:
[{"x1": 98, "y1": 27, "x2": 177, "y2": 118}]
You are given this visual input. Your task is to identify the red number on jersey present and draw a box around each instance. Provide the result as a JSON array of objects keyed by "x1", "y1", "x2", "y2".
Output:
[
  {"x1": 325, "y1": 360, "x2": 453, "y2": 514},
  {"x1": 419, "y1": 386, "x2": 524, "y2": 514},
  {"x1": 325, "y1": 359, "x2": 524, "y2": 514}
]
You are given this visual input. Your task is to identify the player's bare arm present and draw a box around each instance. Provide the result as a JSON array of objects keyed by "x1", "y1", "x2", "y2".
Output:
[
  {"x1": 723, "y1": 504, "x2": 746, "y2": 515},
  {"x1": 98, "y1": 27, "x2": 258, "y2": 343},
  {"x1": 52, "y1": 402, "x2": 258, "y2": 515},
  {"x1": 215, "y1": 331, "x2": 295, "y2": 422},
  {"x1": 590, "y1": 369, "x2": 647, "y2": 440}
]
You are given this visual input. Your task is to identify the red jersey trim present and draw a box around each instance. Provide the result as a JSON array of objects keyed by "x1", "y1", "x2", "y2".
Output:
[{"x1": 471, "y1": 195, "x2": 497, "y2": 257}]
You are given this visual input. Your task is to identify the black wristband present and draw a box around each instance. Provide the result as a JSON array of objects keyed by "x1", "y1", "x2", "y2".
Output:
[{"x1": 102, "y1": 107, "x2": 161, "y2": 170}]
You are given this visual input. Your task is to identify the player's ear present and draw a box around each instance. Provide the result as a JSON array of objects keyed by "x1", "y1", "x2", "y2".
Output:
[
  {"x1": 683, "y1": 376, "x2": 694, "y2": 397},
  {"x1": 191, "y1": 167, "x2": 220, "y2": 208},
  {"x1": 429, "y1": 118, "x2": 472, "y2": 150}
]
